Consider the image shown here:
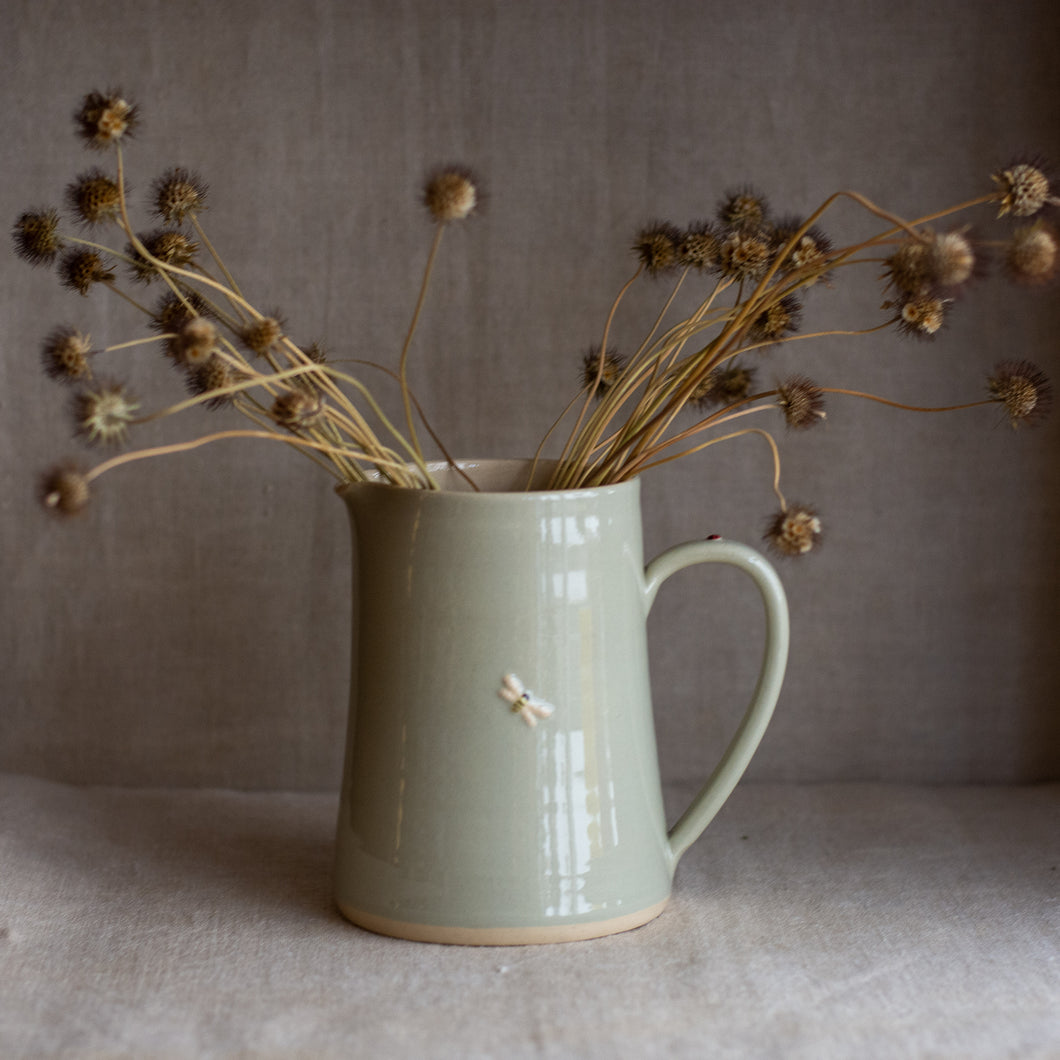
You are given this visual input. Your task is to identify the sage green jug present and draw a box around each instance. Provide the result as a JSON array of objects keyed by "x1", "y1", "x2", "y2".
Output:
[{"x1": 334, "y1": 460, "x2": 788, "y2": 944}]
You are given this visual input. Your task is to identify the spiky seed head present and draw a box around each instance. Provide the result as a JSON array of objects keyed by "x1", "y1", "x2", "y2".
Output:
[
  {"x1": 894, "y1": 293, "x2": 948, "y2": 339},
  {"x1": 884, "y1": 238, "x2": 934, "y2": 296},
  {"x1": 152, "y1": 168, "x2": 208, "y2": 224},
  {"x1": 889, "y1": 228, "x2": 985, "y2": 294},
  {"x1": 241, "y1": 316, "x2": 284, "y2": 356},
  {"x1": 59, "y1": 248, "x2": 115, "y2": 295},
  {"x1": 41, "y1": 465, "x2": 91, "y2": 515},
  {"x1": 580, "y1": 347, "x2": 625, "y2": 397},
  {"x1": 714, "y1": 364, "x2": 757, "y2": 405},
  {"x1": 300, "y1": 342, "x2": 328, "y2": 364},
  {"x1": 186, "y1": 358, "x2": 238, "y2": 409},
  {"x1": 987, "y1": 361, "x2": 1052, "y2": 427},
  {"x1": 633, "y1": 222, "x2": 682, "y2": 275},
  {"x1": 691, "y1": 364, "x2": 757, "y2": 409},
  {"x1": 776, "y1": 377, "x2": 825, "y2": 428},
  {"x1": 791, "y1": 234, "x2": 829, "y2": 271},
  {"x1": 678, "y1": 223, "x2": 720, "y2": 270},
  {"x1": 127, "y1": 230, "x2": 199, "y2": 282},
  {"x1": 764, "y1": 506, "x2": 822, "y2": 557},
  {"x1": 991, "y1": 161, "x2": 1057, "y2": 218},
  {"x1": 1004, "y1": 222, "x2": 1059, "y2": 286},
  {"x1": 12, "y1": 209, "x2": 65, "y2": 266},
  {"x1": 42, "y1": 327, "x2": 95, "y2": 382},
  {"x1": 690, "y1": 377, "x2": 715, "y2": 407},
  {"x1": 75, "y1": 90, "x2": 139, "y2": 150},
  {"x1": 423, "y1": 167, "x2": 479, "y2": 222},
  {"x1": 750, "y1": 294, "x2": 803, "y2": 344},
  {"x1": 173, "y1": 317, "x2": 218, "y2": 366},
  {"x1": 717, "y1": 187, "x2": 769, "y2": 230},
  {"x1": 148, "y1": 232, "x2": 197, "y2": 264},
  {"x1": 151, "y1": 292, "x2": 208, "y2": 336},
  {"x1": 717, "y1": 230, "x2": 773, "y2": 281},
  {"x1": 772, "y1": 219, "x2": 833, "y2": 281},
  {"x1": 73, "y1": 382, "x2": 139, "y2": 446},
  {"x1": 271, "y1": 389, "x2": 326, "y2": 430},
  {"x1": 65, "y1": 169, "x2": 122, "y2": 226},
  {"x1": 930, "y1": 229, "x2": 978, "y2": 289}
]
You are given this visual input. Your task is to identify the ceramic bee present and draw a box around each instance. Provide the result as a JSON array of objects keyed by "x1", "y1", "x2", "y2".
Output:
[{"x1": 498, "y1": 673, "x2": 555, "y2": 727}]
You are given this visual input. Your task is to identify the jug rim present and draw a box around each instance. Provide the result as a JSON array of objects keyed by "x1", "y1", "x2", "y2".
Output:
[{"x1": 335, "y1": 458, "x2": 641, "y2": 499}]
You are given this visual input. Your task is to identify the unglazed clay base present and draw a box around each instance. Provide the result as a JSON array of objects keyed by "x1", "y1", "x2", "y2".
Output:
[{"x1": 338, "y1": 899, "x2": 669, "y2": 946}]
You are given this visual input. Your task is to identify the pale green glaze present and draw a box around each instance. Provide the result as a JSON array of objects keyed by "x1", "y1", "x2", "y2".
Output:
[{"x1": 334, "y1": 460, "x2": 789, "y2": 944}]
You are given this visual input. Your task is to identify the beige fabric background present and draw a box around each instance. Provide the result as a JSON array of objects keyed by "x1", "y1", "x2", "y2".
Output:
[{"x1": 2, "y1": 0, "x2": 1059, "y2": 790}]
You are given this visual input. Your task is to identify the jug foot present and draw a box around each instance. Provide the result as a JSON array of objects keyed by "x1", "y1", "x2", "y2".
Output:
[{"x1": 337, "y1": 898, "x2": 669, "y2": 946}]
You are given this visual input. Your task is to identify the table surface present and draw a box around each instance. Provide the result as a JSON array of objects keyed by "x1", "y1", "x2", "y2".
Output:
[{"x1": 1, "y1": 773, "x2": 1057, "y2": 1059}]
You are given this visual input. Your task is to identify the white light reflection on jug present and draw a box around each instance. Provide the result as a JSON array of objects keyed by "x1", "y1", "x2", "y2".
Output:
[
  {"x1": 544, "y1": 515, "x2": 600, "y2": 604},
  {"x1": 552, "y1": 569, "x2": 587, "y2": 603},
  {"x1": 544, "y1": 514, "x2": 602, "y2": 547},
  {"x1": 534, "y1": 510, "x2": 620, "y2": 916},
  {"x1": 538, "y1": 728, "x2": 594, "y2": 917},
  {"x1": 536, "y1": 604, "x2": 620, "y2": 918}
]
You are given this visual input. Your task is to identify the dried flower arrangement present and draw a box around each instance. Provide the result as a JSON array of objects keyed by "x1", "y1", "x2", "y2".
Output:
[{"x1": 12, "y1": 90, "x2": 1059, "y2": 557}]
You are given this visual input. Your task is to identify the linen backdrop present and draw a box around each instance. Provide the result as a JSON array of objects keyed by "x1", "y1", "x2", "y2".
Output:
[{"x1": 2, "y1": 0, "x2": 1059, "y2": 790}]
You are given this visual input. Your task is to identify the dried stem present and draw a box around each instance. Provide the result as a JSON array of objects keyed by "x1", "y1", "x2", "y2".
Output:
[{"x1": 398, "y1": 223, "x2": 446, "y2": 462}]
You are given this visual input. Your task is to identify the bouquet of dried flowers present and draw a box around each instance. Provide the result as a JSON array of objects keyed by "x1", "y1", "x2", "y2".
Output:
[{"x1": 13, "y1": 90, "x2": 1059, "y2": 557}]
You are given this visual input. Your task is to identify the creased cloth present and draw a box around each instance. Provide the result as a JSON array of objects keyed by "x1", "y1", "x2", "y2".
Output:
[{"x1": 1, "y1": 774, "x2": 1057, "y2": 1059}]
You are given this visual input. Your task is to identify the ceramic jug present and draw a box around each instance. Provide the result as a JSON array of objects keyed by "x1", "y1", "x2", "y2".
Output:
[{"x1": 334, "y1": 459, "x2": 788, "y2": 944}]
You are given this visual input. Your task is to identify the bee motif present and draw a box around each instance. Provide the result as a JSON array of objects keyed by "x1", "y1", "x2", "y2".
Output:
[{"x1": 498, "y1": 673, "x2": 555, "y2": 728}]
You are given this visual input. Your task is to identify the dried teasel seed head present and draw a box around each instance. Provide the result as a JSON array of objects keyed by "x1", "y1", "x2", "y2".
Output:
[
  {"x1": 987, "y1": 361, "x2": 1052, "y2": 427},
  {"x1": 776, "y1": 376, "x2": 825, "y2": 429},
  {"x1": 750, "y1": 294, "x2": 803, "y2": 344},
  {"x1": 1004, "y1": 222, "x2": 1059, "y2": 286},
  {"x1": 300, "y1": 341, "x2": 328, "y2": 364},
  {"x1": 59, "y1": 248, "x2": 116, "y2": 295},
  {"x1": 717, "y1": 230, "x2": 773, "y2": 281},
  {"x1": 929, "y1": 228, "x2": 979, "y2": 290},
  {"x1": 690, "y1": 377, "x2": 715, "y2": 407},
  {"x1": 65, "y1": 169, "x2": 122, "y2": 226},
  {"x1": 152, "y1": 167, "x2": 208, "y2": 224},
  {"x1": 764, "y1": 506, "x2": 822, "y2": 557},
  {"x1": 42, "y1": 326, "x2": 95, "y2": 382},
  {"x1": 691, "y1": 363, "x2": 757, "y2": 409},
  {"x1": 186, "y1": 357, "x2": 240, "y2": 410},
  {"x1": 73, "y1": 381, "x2": 140, "y2": 446},
  {"x1": 423, "y1": 166, "x2": 479, "y2": 222},
  {"x1": 893, "y1": 293, "x2": 948, "y2": 340},
  {"x1": 717, "y1": 187, "x2": 770, "y2": 231},
  {"x1": 883, "y1": 238, "x2": 933, "y2": 296},
  {"x1": 771, "y1": 218, "x2": 833, "y2": 282},
  {"x1": 173, "y1": 316, "x2": 218, "y2": 366},
  {"x1": 580, "y1": 346, "x2": 625, "y2": 397},
  {"x1": 75, "y1": 90, "x2": 139, "y2": 151},
  {"x1": 149, "y1": 230, "x2": 199, "y2": 264},
  {"x1": 12, "y1": 209, "x2": 65, "y2": 266},
  {"x1": 128, "y1": 229, "x2": 199, "y2": 281},
  {"x1": 271, "y1": 389, "x2": 326, "y2": 430},
  {"x1": 633, "y1": 222, "x2": 682, "y2": 275},
  {"x1": 790, "y1": 233, "x2": 831, "y2": 272},
  {"x1": 41, "y1": 465, "x2": 91, "y2": 516},
  {"x1": 241, "y1": 315, "x2": 285, "y2": 356},
  {"x1": 991, "y1": 160, "x2": 1058, "y2": 218},
  {"x1": 678, "y1": 223, "x2": 720, "y2": 270},
  {"x1": 151, "y1": 292, "x2": 209, "y2": 337}
]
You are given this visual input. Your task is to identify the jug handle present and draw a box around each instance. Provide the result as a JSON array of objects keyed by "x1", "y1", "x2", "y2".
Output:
[{"x1": 643, "y1": 537, "x2": 789, "y2": 868}]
